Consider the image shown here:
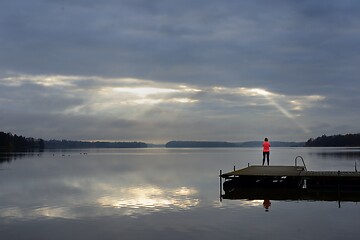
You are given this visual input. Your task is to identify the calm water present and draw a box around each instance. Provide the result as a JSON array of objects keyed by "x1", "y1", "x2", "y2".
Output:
[{"x1": 1, "y1": 147, "x2": 360, "y2": 239}]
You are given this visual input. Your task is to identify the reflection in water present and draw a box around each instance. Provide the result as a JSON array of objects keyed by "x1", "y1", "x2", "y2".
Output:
[
  {"x1": 310, "y1": 148, "x2": 360, "y2": 159},
  {"x1": 0, "y1": 152, "x2": 40, "y2": 164},
  {"x1": 0, "y1": 206, "x2": 82, "y2": 220},
  {"x1": 0, "y1": 184, "x2": 199, "y2": 220},
  {"x1": 225, "y1": 199, "x2": 263, "y2": 208},
  {"x1": 98, "y1": 186, "x2": 199, "y2": 216},
  {"x1": 263, "y1": 199, "x2": 271, "y2": 212},
  {"x1": 1, "y1": 148, "x2": 360, "y2": 240},
  {"x1": 1, "y1": 207, "x2": 24, "y2": 218},
  {"x1": 222, "y1": 185, "x2": 360, "y2": 210}
]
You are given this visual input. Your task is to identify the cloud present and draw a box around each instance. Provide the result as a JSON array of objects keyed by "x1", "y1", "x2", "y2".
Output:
[
  {"x1": 1, "y1": 1, "x2": 359, "y2": 90},
  {"x1": 0, "y1": 1, "x2": 359, "y2": 141},
  {"x1": 0, "y1": 73, "x2": 329, "y2": 141}
]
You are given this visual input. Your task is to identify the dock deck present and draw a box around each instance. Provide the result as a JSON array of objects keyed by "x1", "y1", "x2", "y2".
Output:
[
  {"x1": 221, "y1": 165, "x2": 360, "y2": 190},
  {"x1": 221, "y1": 165, "x2": 360, "y2": 178},
  {"x1": 221, "y1": 165, "x2": 306, "y2": 177}
]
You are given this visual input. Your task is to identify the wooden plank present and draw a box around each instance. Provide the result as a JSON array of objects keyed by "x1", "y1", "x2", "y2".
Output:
[
  {"x1": 222, "y1": 165, "x2": 305, "y2": 177},
  {"x1": 222, "y1": 166, "x2": 360, "y2": 177}
]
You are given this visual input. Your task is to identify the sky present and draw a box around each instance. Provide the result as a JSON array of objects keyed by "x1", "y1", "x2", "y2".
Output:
[{"x1": 0, "y1": 0, "x2": 360, "y2": 143}]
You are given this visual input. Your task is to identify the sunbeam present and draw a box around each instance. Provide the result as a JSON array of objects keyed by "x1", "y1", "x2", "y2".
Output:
[{"x1": 257, "y1": 90, "x2": 311, "y2": 133}]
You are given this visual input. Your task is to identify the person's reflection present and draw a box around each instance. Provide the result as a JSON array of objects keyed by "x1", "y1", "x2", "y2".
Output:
[{"x1": 263, "y1": 199, "x2": 271, "y2": 212}]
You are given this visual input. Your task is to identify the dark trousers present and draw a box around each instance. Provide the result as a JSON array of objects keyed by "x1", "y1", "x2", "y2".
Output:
[{"x1": 263, "y1": 152, "x2": 270, "y2": 165}]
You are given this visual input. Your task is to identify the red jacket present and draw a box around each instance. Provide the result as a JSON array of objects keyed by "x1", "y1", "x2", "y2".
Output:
[{"x1": 263, "y1": 141, "x2": 270, "y2": 152}]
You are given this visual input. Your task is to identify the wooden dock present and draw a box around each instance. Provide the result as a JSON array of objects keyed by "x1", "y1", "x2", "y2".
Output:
[
  {"x1": 220, "y1": 165, "x2": 360, "y2": 190},
  {"x1": 221, "y1": 165, "x2": 360, "y2": 178},
  {"x1": 221, "y1": 165, "x2": 306, "y2": 177}
]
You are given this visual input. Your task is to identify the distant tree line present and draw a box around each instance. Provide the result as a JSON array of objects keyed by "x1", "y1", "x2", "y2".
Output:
[
  {"x1": 235, "y1": 141, "x2": 304, "y2": 147},
  {"x1": 165, "y1": 140, "x2": 304, "y2": 148},
  {"x1": 0, "y1": 131, "x2": 147, "y2": 151},
  {"x1": 305, "y1": 133, "x2": 360, "y2": 147},
  {"x1": 166, "y1": 141, "x2": 240, "y2": 148},
  {"x1": 0, "y1": 131, "x2": 44, "y2": 151},
  {"x1": 44, "y1": 140, "x2": 147, "y2": 148}
]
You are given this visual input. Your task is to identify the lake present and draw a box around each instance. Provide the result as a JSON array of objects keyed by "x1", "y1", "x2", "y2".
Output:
[{"x1": 1, "y1": 147, "x2": 360, "y2": 239}]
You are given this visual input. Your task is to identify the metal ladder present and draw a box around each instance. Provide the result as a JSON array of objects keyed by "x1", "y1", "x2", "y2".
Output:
[{"x1": 295, "y1": 156, "x2": 307, "y2": 171}]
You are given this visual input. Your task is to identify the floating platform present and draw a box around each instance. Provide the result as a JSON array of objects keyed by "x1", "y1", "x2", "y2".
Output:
[
  {"x1": 220, "y1": 157, "x2": 360, "y2": 192},
  {"x1": 222, "y1": 165, "x2": 306, "y2": 177}
]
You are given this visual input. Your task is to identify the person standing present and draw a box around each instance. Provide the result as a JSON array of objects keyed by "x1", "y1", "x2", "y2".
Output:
[{"x1": 262, "y1": 138, "x2": 270, "y2": 166}]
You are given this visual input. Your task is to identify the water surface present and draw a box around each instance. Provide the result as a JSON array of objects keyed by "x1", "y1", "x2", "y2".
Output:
[{"x1": 0, "y1": 148, "x2": 359, "y2": 239}]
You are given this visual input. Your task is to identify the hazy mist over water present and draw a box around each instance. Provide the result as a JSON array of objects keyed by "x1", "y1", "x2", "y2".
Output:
[{"x1": 1, "y1": 147, "x2": 360, "y2": 239}]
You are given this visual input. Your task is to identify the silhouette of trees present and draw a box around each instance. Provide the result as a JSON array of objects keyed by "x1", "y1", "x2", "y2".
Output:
[
  {"x1": 0, "y1": 131, "x2": 44, "y2": 151},
  {"x1": 305, "y1": 133, "x2": 360, "y2": 147},
  {"x1": 165, "y1": 141, "x2": 238, "y2": 148},
  {"x1": 44, "y1": 140, "x2": 147, "y2": 148},
  {"x1": 0, "y1": 131, "x2": 147, "y2": 150}
]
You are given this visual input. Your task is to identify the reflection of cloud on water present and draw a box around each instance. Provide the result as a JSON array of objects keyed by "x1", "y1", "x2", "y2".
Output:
[
  {"x1": 0, "y1": 186, "x2": 200, "y2": 220},
  {"x1": 0, "y1": 206, "x2": 76, "y2": 220},
  {"x1": 218, "y1": 200, "x2": 264, "y2": 209},
  {"x1": 238, "y1": 200, "x2": 264, "y2": 208},
  {"x1": 98, "y1": 186, "x2": 200, "y2": 216},
  {"x1": 33, "y1": 206, "x2": 77, "y2": 219},
  {"x1": 0, "y1": 207, "x2": 24, "y2": 218}
]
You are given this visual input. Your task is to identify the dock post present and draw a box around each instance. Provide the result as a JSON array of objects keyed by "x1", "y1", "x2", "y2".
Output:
[
  {"x1": 355, "y1": 161, "x2": 358, "y2": 172},
  {"x1": 234, "y1": 165, "x2": 236, "y2": 171},
  {"x1": 219, "y1": 170, "x2": 223, "y2": 200},
  {"x1": 338, "y1": 170, "x2": 341, "y2": 208}
]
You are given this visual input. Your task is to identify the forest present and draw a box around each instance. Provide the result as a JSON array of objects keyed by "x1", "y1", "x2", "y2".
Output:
[
  {"x1": 0, "y1": 131, "x2": 147, "y2": 151},
  {"x1": 0, "y1": 131, "x2": 44, "y2": 151},
  {"x1": 44, "y1": 140, "x2": 147, "y2": 148},
  {"x1": 305, "y1": 133, "x2": 360, "y2": 147},
  {"x1": 165, "y1": 141, "x2": 238, "y2": 148},
  {"x1": 165, "y1": 140, "x2": 304, "y2": 148}
]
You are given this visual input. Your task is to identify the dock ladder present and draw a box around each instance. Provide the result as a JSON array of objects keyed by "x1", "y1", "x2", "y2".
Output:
[{"x1": 295, "y1": 156, "x2": 307, "y2": 171}]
